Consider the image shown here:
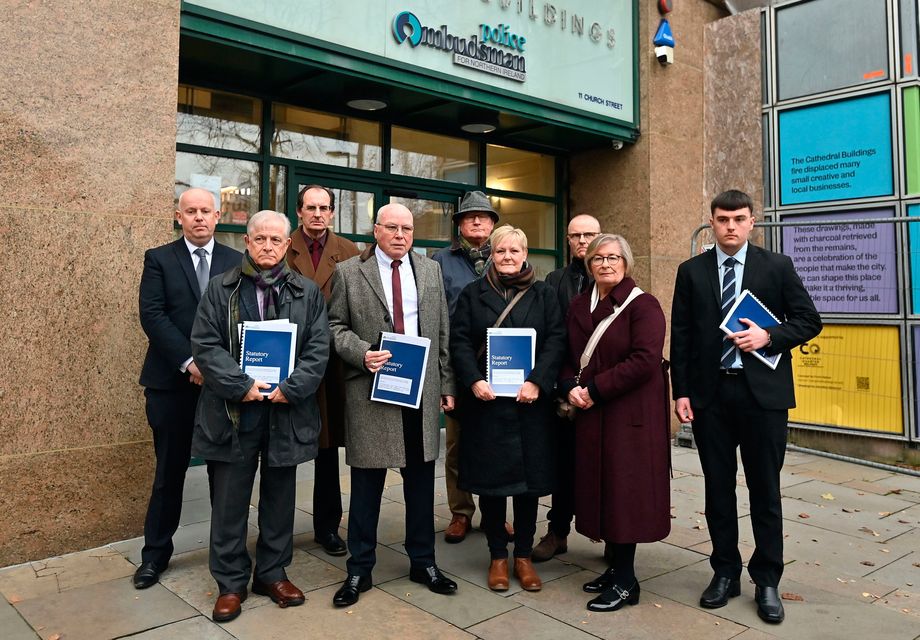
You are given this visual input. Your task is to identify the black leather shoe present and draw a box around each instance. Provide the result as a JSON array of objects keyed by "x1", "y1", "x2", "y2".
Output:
[
  {"x1": 583, "y1": 567, "x2": 617, "y2": 593},
  {"x1": 132, "y1": 562, "x2": 162, "y2": 589},
  {"x1": 333, "y1": 574, "x2": 372, "y2": 607},
  {"x1": 699, "y1": 575, "x2": 741, "y2": 608},
  {"x1": 755, "y1": 585, "x2": 785, "y2": 623},
  {"x1": 586, "y1": 579, "x2": 640, "y2": 612},
  {"x1": 409, "y1": 565, "x2": 458, "y2": 595},
  {"x1": 315, "y1": 531, "x2": 348, "y2": 556}
]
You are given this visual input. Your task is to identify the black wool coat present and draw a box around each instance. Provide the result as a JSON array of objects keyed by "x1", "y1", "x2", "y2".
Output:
[{"x1": 451, "y1": 278, "x2": 567, "y2": 497}]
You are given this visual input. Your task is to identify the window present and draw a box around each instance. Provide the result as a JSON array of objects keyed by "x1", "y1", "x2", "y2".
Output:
[
  {"x1": 391, "y1": 127, "x2": 479, "y2": 184},
  {"x1": 486, "y1": 145, "x2": 555, "y2": 197},
  {"x1": 177, "y1": 85, "x2": 261, "y2": 153},
  {"x1": 272, "y1": 103, "x2": 382, "y2": 170}
]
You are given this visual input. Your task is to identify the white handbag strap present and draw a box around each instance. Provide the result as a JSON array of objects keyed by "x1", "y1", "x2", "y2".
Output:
[{"x1": 577, "y1": 286, "x2": 644, "y2": 382}]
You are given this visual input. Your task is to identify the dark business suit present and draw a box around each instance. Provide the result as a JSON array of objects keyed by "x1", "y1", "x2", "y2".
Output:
[
  {"x1": 138, "y1": 237, "x2": 241, "y2": 570},
  {"x1": 670, "y1": 243, "x2": 821, "y2": 587}
]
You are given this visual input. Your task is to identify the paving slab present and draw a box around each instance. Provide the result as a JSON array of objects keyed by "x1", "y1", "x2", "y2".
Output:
[
  {"x1": 223, "y1": 582, "x2": 475, "y2": 640},
  {"x1": 0, "y1": 596, "x2": 38, "y2": 640},
  {"x1": 311, "y1": 539, "x2": 411, "y2": 585},
  {"x1": 179, "y1": 496, "x2": 213, "y2": 526},
  {"x1": 377, "y1": 570, "x2": 518, "y2": 629},
  {"x1": 466, "y1": 603, "x2": 600, "y2": 640},
  {"x1": 127, "y1": 615, "x2": 237, "y2": 639},
  {"x1": 14, "y1": 578, "x2": 198, "y2": 640},
  {"x1": 0, "y1": 546, "x2": 136, "y2": 602},
  {"x1": 786, "y1": 458, "x2": 894, "y2": 484},
  {"x1": 511, "y1": 569, "x2": 746, "y2": 640}
]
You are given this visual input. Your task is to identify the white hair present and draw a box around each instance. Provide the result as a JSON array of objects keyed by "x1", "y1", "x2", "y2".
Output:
[{"x1": 247, "y1": 210, "x2": 291, "y2": 237}]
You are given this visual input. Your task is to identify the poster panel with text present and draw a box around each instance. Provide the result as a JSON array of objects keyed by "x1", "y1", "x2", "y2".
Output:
[
  {"x1": 778, "y1": 93, "x2": 893, "y2": 205},
  {"x1": 791, "y1": 324, "x2": 903, "y2": 434},
  {"x1": 781, "y1": 209, "x2": 897, "y2": 314}
]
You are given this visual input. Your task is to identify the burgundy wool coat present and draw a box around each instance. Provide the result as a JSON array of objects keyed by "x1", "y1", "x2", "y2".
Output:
[{"x1": 559, "y1": 277, "x2": 671, "y2": 544}]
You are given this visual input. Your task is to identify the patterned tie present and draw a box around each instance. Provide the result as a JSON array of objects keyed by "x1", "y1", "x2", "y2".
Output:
[
  {"x1": 310, "y1": 239, "x2": 322, "y2": 270},
  {"x1": 720, "y1": 257, "x2": 738, "y2": 369},
  {"x1": 194, "y1": 247, "x2": 209, "y2": 294},
  {"x1": 391, "y1": 259, "x2": 405, "y2": 334}
]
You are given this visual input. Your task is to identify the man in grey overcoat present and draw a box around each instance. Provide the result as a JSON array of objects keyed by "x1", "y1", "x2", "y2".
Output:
[{"x1": 327, "y1": 203, "x2": 458, "y2": 607}]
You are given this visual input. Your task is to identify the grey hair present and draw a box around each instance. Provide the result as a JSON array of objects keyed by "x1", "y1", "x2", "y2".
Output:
[
  {"x1": 247, "y1": 210, "x2": 292, "y2": 237},
  {"x1": 585, "y1": 233, "x2": 634, "y2": 277}
]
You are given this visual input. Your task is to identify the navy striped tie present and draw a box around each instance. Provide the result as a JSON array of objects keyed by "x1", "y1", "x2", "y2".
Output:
[{"x1": 720, "y1": 257, "x2": 738, "y2": 369}]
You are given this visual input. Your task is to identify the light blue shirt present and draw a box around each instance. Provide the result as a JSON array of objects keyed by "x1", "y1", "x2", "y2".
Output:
[{"x1": 715, "y1": 242, "x2": 749, "y2": 369}]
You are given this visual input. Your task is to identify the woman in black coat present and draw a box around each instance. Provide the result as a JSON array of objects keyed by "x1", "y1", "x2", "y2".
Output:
[{"x1": 451, "y1": 225, "x2": 567, "y2": 593}]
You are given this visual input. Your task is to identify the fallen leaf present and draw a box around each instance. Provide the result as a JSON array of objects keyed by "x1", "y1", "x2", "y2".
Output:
[
  {"x1": 842, "y1": 507, "x2": 861, "y2": 513},
  {"x1": 914, "y1": 562, "x2": 920, "y2": 568},
  {"x1": 798, "y1": 513, "x2": 811, "y2": 519},
  {"x1": 654, "y1": 603, "x2": 662, "y2": 608},
  {"x1": 861, "y1": 560, "x2": 876, "y2": 567},
  {"x1": 7, "y1": 594, "x2": 21, "y2": 604},
  {"x1": 880, "y1": 549, "x2": 890, "y2": 553},
  {"x1": 836, "y1": 578, "x2": 848, "y2": 583},
  {"x1": 898, "y1": 519, "x2": 912, "y2": 524},
  {"x1": 781, "y1": 592, "x2": 804, "y2": 601},
  {"x1": 902, "y1": 608, "x2": 911, "y2": 614},
  {"x1": 862, "y1": 592, "x2": 881, "y2": 598},
  {"x1": 821, "y1": 493, "x2": 836, "y2": 500},
  {"x1": 888, "y1": 488, "x2": 903, "y2": 495},
  {"x1": 694, "y1": 524, "x2": 707, "y2": 530},
  {"x1": 879, "y1": 511, "x2": 892, "y2": 517},
  {"x1": 859, "y1": 526, "x2": 881, "y2": 537},
  {"x1": 715, "y1": 621, "x2": 720, "y2": 625},
  {"x1": 49, "y1": 635, "x2": 61, "y2": 640}
]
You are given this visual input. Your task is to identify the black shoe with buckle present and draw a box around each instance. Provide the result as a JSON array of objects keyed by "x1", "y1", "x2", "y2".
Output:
[
  {"x1": 586, "y1": 579, "x2": 641, "y2": 612},
  {"x1": 333, "y1": 574, "x2": 372, "y2": 607},
  {"x1": 583, "y1": 567, "x2": 617, "y2": 593},
  {"x1": 409, "y1": 565, "x2": 458, "y2": 595}
]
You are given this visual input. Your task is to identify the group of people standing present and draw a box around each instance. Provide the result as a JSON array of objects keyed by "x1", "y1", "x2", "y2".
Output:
[{"x1": 135, "y1": 184, "x2": 820, "y2": 626}]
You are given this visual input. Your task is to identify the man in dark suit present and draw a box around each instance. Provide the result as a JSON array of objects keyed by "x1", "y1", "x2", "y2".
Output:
[
  {"x1": 135, "y1": 187, "x2": 242, "y2": 589},
  {"x1": 670, "y1": 189, "x2": 821, "y2": 624},
  {"x1": 286, "y1": 184, "x2": 359, "y2": 556}
]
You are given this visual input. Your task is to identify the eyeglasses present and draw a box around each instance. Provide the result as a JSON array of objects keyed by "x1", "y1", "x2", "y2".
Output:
[
  {"x1": 376, "y1": 223, "x2": 414, "y2": 235},
  {"x1": 567, "y1": 232, "x2": 599, "y2": 241},
  {"x1": 302, "y1": 205, "x2": 332, "y2": 213},
  {"x1": 249, "y1": 234, "x2": 287, "y2": 247},
  {"x1": 590, "y1": 254, "x2": 622, "y2": 266}
]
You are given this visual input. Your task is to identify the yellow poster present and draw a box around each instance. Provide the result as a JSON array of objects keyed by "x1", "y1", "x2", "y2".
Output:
[{"x1": 791, "y1": 324, "x2": 903, "y2": 434}]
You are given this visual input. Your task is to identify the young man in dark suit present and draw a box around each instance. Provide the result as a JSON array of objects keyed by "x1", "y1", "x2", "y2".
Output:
[
  {"x1": 670, "y1": 189, "x2": 821, "y2": 624},
  {"x1": 134, "y1": 187, "x2": 241, "y2": 589}
]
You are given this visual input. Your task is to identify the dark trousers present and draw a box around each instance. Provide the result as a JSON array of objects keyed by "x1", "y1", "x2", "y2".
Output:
[
  {"x1": 479, "y1": 494, "x2": 538, "y2": 559},
  {"x1": 208, "y1": 411, "x2": 297, "y2": 594},
  {"x1": 141, "y1": 386, "x2": 200, "y2": 568},
  {"x1": 545, "y1": 415, "x2": 576, "y2": 537},
  {"x1": 692, "y1": 374, "x2": 788, "y2": 587},
  {"x1": 312, "y1": 446, "x2": 343, "y2": 537}
]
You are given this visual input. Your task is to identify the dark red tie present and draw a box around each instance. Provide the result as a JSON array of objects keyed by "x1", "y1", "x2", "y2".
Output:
[
  {"x1": 391, "y1": 259, "x2": 404, "y2": 334},
  {"x1": 310, "y1": 239, "x2": 322, "y2": 270}
]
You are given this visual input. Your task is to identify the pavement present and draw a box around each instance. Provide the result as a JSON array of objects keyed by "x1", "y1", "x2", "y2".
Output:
[{"x1": 1, "y1": 442, "x2": 919, "y2": 640}]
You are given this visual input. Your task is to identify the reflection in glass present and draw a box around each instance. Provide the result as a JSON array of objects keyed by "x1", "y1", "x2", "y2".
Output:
[
  {"x1": 334, "y1": 189, "x2": 376, "y2": 236},
  {"x1": 391, "y1": 127, "x2": 478, "y2": 184},
  {"x1": 529, "y1": 253, "x2": 557, "y2": 280},
  {"x1": 486, "y1": 145, "x2": 555, "y2": 196},
  {"x1": 175, "y1": 152, "x2": 260, "y2": 226},
  {"x1": 388, "y1": 196, "x2": 455, "y2": 243},
  {"x1": 762, "y1": 113, "x2": 771, "y2": 209},
  {"x1": 177, "y1": 85, "x2": 261, "y2": 153},
  {"x1": 273, "y1": 104, "x2": 382, "y2": 170},
  {"x1": 489, "y1": 197, "x2": 555, "y2": 250},
  {"x1": 269, "y1": 165, "x2": 286, "y2": 213}
]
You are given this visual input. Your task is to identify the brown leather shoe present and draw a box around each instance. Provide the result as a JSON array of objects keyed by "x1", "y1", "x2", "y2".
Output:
[
  {"x1": 252, "y1": 578, "x2": 305, "y2": 607},
  {"x1": 487, "y1": 558, "x2": 509, "y2": 591},
  {"x1": 444, "y1": 513, "x2": 472, "y2": 543},
  {"x1": 531, "y1": 529, "x2": 567, "y2": 562},
  {"x1": 212, "y1": 589, "x2": 247, "y2": 622},
  {"x1": 513, "y1": 557, "x2": 542, "y2": 591}
]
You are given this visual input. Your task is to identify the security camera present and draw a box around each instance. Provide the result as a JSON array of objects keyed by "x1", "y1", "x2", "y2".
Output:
[
  {"x1": 611, "y1": 140, "x2": 624, "y2": 151},
  {"x1": 655, "y1": 45, "x2": 674, "y2": 65}
]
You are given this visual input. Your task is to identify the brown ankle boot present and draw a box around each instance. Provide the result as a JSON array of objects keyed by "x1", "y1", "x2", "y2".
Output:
[
  {"x1": 488, "y1": 558, "x2": 509, "y2": 591},
  {"x1": 532, "y1": 530, "x2": 568, "y2": 562},
  {"x1": 513, "y1": 557, "x2": 542, "y2": 591}
]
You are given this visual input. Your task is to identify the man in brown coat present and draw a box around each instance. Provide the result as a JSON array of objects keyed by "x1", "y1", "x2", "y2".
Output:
[{"x1": 286, "y1": 184, "x2": 360, "y2": 556}]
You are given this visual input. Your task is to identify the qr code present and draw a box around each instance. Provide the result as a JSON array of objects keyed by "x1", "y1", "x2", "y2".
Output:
[{"x1": 856, "y1": 376, "x2": 869, "y2": 390}]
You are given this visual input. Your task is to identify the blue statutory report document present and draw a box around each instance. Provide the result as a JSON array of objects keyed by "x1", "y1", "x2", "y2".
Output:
[
  {"x1": 239, "y1": 320, "x2": 297, "y2": 395},
  {"x1": 487, "y1": 328, "x2": 537, "y2": 397},
  {"x1": 719, "y1": 290, "x2": 782, "y2": 370},
  {"x1": 371, "y1": 332, "x2": 431, "y2": 409}
]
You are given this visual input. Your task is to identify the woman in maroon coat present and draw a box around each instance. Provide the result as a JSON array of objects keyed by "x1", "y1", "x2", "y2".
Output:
[{"x1": 559, "y1": 233, "x2": 671, "y2": 612}]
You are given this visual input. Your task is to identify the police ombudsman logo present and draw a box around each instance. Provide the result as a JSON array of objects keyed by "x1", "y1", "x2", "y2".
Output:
[{"x1": 393, "y1": 11, "x2": 422, "y2": 46}]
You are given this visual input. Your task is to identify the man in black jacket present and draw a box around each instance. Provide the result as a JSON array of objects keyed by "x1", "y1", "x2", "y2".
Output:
[
  {"x1": 532, "y1": 214, "x2": 601, "y2": 561},
  {"x1": 671, "y1": 190, "x2": 821, "y2": 624},
  {"x1": 135, "y1": 188, "x2": 241, "y2": 589}
]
